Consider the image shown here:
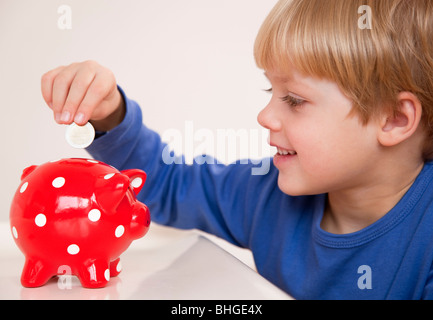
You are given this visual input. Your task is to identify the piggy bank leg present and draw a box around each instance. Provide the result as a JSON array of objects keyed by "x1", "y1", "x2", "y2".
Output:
[
  {"x1": 109, "y1": 258, "x2": 122, "y2": 277},
  {"x1": 77, "y1": 259, "x2": 111, "y2": 288},
  {"x1": 21, "y1": 258, "x2": 55, "y2": 288}
]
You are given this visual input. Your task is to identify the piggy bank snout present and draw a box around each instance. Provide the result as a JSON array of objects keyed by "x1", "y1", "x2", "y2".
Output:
[{"x1": 129, "y1": 201, "x2": 150, "y2": 239}]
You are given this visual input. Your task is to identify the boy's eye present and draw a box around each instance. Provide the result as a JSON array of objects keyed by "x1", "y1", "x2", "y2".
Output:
[
  {"x1": 280, "y1": 94, "x2": 304, "y2": 108},
  {"x1": 264, "y1": 88, "x2": 305, "y2": 108}
]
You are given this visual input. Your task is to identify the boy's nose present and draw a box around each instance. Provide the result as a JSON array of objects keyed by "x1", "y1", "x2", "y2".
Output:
[{"x1": 257, "y1": 102, "x2": 282, "y2": 132}]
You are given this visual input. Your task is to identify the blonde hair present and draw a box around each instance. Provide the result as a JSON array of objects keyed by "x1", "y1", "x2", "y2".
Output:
[{"x1": 254, "y1": 0, "x2": 433, "y2": 159}]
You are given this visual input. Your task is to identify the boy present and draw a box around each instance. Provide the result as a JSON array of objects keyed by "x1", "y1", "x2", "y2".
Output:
[{"x1": 41, "y1": 0, "x2": 433, "y2": 299}]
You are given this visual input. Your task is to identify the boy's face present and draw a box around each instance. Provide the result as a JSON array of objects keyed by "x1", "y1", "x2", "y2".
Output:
[{"x1": 259, "y1": 69, "x2": 381, "y2": 196}]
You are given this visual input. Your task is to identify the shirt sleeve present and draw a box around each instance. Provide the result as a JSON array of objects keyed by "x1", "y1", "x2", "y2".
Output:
[{"x1": 86, "y1": 86, "x2": 278, "y2": 249}]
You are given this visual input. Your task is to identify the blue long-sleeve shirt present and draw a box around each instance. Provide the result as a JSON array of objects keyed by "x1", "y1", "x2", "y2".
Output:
[{"x1": 87, "y1": 87, "x2": 433, "y2": 300}]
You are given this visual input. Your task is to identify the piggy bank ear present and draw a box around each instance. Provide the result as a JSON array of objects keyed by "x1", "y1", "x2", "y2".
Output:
[
  {"x1": 95, "y1": 173, "x2": 130, "y2": 213},
  {"x1": 21, "y1": 165, "x2": 38, "y2": 180},
  {"x1": 121, "y1": 169, "x2": 147, "y2": 195}
]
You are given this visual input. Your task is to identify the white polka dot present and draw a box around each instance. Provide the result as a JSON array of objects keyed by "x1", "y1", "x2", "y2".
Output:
[
  {"x1": 116, "y1": 261, "x2": 122, "y2": 273},
  {"x1": 52, "y1": 177, "x2": 66, "y2": 188},
  {"x1": 88, "y1": 209, "x2": 101, "y2": 222},
  {"x1": 115, "y1": 225, "x2": 125, "y2": 238},
  {"x1": 35, "y1": 214, "x2": 47, "y2": 227},
  {"x1": 20, "y1": 182, "x2": 28, "y2": 193},
  {"x1": 104, "y1": 269, "x2": 110, "y2": 281},
  {"x1": 104, "y1": 173, "x2": 115, "y2": 180},
  {"x1": 67, "y1": 244, "x2": 80, "y2": 255},
  {"x1": 12, "y1": 226, "x2": 18, "y2": 239},
  {"x1": 131, "y1": 177, "x2": 143, "y2": 189}
]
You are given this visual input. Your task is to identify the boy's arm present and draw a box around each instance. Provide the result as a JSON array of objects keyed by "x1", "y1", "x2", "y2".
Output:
[
  {"x1": 422, "y1": 267, "x2": 433, "y2": 299},
  {"x1": 41, "y1": 61, "x2": 276, "y2": 248},
  {"x1": 87, "y1": 87, "x2": 277, "y2": 249}
]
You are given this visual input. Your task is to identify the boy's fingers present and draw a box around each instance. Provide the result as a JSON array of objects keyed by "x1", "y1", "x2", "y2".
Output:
[
  {"x1": 52, "y1": 65, "x2": 80, "y2": 123},
  {"x1": 62, "y1": 69, "x2": 96, "y2": 125},
  {"x1": 75, "y1": 71, "x2": 114, "y2": 125},
  {"x1": 41, "y1": 66, "x2": 65, "y2": 110}
]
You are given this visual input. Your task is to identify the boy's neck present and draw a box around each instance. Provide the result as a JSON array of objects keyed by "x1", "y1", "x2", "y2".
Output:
[{"x1": 321, "y1": 160, "x2": 425, "y2": 235}]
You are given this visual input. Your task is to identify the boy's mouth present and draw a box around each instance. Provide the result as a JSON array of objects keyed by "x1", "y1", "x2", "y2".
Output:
[{"x1": 277, "y1": 147, "x2": 297, "y2": 156}]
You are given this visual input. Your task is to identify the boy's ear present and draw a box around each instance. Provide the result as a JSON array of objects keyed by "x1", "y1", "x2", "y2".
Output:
[{"x1": 377, "y1": 92, "x2": 422, "y2": 147}]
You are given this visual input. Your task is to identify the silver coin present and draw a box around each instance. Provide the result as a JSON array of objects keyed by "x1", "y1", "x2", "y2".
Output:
[{"x1": 65, "y1": 122, "x2": 95, "y2": 149}]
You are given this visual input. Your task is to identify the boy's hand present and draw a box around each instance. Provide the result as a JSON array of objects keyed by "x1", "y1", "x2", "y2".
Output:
[{"x1": 41, "y1": 60, "x2": 125, "y2": 132}]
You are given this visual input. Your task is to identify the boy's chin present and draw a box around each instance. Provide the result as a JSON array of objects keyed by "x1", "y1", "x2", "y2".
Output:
[{"x1": 277, "y1": 175, "x2": 322, "y2": 197}]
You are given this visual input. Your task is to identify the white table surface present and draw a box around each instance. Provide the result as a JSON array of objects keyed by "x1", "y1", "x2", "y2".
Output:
[{"x1": 0, "y1": 222, "x2": 292, "y2": 300}]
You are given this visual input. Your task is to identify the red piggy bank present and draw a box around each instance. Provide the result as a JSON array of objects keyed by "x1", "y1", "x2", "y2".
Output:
[{"x1": 9, "y1": 158, "x2": 151, "y2": 288}]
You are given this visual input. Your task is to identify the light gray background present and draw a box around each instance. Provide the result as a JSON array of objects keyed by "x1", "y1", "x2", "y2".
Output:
[{"x1": 0, "y1": 0, "x2": 277, "y2": 222}]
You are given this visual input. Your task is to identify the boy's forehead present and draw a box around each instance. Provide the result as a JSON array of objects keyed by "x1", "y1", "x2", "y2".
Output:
[
  {"x1": 264, "y1": 71, "x2": 293, "y2": 82},
  {"x1": 264, "y1": 69, "x2": 317, "y2": 90},
  {"x1": 263, "y1": 68, "x2": 308, "y2": 84}
]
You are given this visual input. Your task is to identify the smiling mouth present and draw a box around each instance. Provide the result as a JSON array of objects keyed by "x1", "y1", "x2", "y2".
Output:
[{"x1": 277, "y1": 147, "x2": 297, "y2": 156}]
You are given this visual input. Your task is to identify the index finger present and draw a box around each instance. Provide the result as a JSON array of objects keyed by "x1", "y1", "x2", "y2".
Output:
[{"x1": 41, "y1": 66, "x2": 65, "y2": 109}]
